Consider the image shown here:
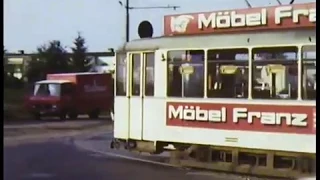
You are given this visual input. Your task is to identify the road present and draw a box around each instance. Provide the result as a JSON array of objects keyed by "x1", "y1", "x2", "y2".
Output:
[
  {"x1": 4, "y1": 140, "x2": 196, "y2": 180},
  {"x1": 4, "y1": 129, "x2": 231, "y2": 180},
  {"x1": 4, "y1": 122, "x2": 280, "y2": 180}
]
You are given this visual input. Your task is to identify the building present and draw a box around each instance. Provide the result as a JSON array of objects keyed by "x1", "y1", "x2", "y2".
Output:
[
  {"x1": 4, "y1": 51, "x2": 115, "y2": 79},
  {"x1": 88, "y1": 56, "x2": 115, "y2": 73}
]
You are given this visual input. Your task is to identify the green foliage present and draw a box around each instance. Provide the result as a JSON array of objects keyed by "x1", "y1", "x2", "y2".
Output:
[
  {"x1": 25, "y1": 57, "x2": 46, "y2": 82},
  {"x1": 37, "y1": 40, "x2": 71, "y2": 74},
  {"x1": 3, "y1": 46, "x2": 8, "y2": 68},
  {"x1": 13, "y1": 33, "x2": 93, "y2": 84},
  {"x1": 4, "y1": 74, "x2": 24, "y2": 88},
  {"x1": 71, "y1": 32, "x2": 90, "y2": 72},
  {"x1": 4, "y1": 88, "x2": 25, "y2": 105},
  {"x1": 26, "y1": 40, "x2": 71, "y2": 82},
  {"x1": 4, "y1": 88, "x2": 29, "y2": 120}
]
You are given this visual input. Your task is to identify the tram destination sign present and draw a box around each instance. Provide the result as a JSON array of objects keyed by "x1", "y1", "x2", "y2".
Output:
[
  {"x1": 166, "y1": 102, "x2": 316, "y2": 134},
  {"x1": 164, "y1": 2, "x2": 316, "y2": 36}
]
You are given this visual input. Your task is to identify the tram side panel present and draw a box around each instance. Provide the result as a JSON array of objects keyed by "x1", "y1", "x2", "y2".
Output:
[
  {"x1": 114, "y1": 40, "x2": 316, "y2": 154},
  {"x1": 114, "y1": 96, "x2": 130, "y2": 139},
  {"x1": 153, "y1": 50, "x2": 168, "y2": 97},
  {"x1": 142, "y1": 98, "x2": 316, "y2": 154},
  {"x1": 141, "y1": 50, "x2": 170, "y2": 141}
]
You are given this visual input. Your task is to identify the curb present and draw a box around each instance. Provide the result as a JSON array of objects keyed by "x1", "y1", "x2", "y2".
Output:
[
  {"x1": 4, "y1": 119, "x2": 112, "y2": 128},
  {"x1": 73, "y1": 133, "x2": 184, "y2": 170},
  {"x1": 74, "y1": 140, "x2": 182, "y2": 169},
  {"x1": 4, "y1": 122, "x2": 113, "y2": 134},
  {"x1": 43, "y1": 122, "x2": 111, "y2": 131},
  {"x1": 4, "y1": 125, "x2": 113, "y2": 147}
]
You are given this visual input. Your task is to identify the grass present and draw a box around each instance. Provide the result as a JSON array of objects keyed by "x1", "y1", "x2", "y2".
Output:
[
  {"x1": 4, "y1": 88, "x2": 30, "y2": 120},
  {"x1": 4, "y1": 88, "x2": 25, "y2": 104}
]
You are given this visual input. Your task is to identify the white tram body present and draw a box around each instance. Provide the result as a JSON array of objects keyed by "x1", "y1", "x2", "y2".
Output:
[{"x1": 112, "y1": 2, "x2": 316, "y2": 178}]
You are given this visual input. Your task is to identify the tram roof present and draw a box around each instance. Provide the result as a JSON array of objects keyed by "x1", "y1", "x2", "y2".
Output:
[{"x1": 118, "y1": 29, "x2": 316, "y2": 52}]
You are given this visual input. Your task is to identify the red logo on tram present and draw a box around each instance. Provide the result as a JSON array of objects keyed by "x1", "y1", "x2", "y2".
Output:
[
  {"x1": 164, "y1": 2, "x2": 316, "y2": 36},
  {"x1": 166, "y1": 102, "x2": 315, "y2": 134}
]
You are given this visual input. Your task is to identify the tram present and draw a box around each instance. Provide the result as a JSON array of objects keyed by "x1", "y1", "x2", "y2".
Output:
[{"x1": 112, "y1": 2, "x2": 316, "y2": 178}]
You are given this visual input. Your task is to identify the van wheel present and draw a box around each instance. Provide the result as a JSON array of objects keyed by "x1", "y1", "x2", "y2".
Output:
[
  {"x1": 68, "y1": 112, "x2": 78, "y2": 120},
  {"x1": 89, "y1": 109, "x2": 100, "y2": 119},
  {"x1": 59, "y1": 112, "x2": 67, "y2": 121},
  {"x1": 34, "y1": 113, "x2": 41, "y2": 120}
]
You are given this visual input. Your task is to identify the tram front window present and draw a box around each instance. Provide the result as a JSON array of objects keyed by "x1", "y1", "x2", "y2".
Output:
[
  {"x1": 167, "y1": 50, "x2": 204, "y2": 98},
  {"x1": 207, "y1": 48, "x2": 249, "y2": 98},
  {"x1": 302, "y1": 45, "x2": 316, "y2": 100},
  {"x1": 252, "y1": 46, "x2": 298, "y2": 99}
]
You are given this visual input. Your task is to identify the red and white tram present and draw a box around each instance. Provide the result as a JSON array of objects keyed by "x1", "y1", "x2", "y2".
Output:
[{"x1": 112, "y1": 2, "x2": 316, "y2": 178}]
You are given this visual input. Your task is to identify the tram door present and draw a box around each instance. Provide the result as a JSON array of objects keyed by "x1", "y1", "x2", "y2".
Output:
[
  {"x1": 114, "y1": 52, "x2": 129, "y2": 139},
  {"x1": 128, "y1": 52, "x2": 155, "y2": 140},
  {"x1": 114, "y1": 52, "x2": 153, "y2": 140},
  {"x1": 125, "y1": 52, "x2": 141, "y2": 139}
]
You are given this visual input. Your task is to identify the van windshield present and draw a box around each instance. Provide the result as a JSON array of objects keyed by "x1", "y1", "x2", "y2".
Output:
[{"x1": 34, "y1": 83, "x2": 61, "y2": 97}]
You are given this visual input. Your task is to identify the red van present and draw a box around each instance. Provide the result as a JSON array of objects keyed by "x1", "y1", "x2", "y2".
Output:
[{"x1": 25, "y1": 72, "x2": 114, "y2": 120}]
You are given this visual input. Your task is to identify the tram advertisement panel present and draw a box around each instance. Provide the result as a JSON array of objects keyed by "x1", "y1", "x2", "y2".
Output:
[
  {"x1": 166, "y1": 102, "x2": 316, "y2": 134},
  {"x1": 164, "y1": 2, "x2": 316, "y2": 36}
]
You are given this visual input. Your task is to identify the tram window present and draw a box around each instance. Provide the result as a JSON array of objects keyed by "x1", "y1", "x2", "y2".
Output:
[
  {"x1": 131, "y1": 53, "x2": 141, "y2": 96},
  {"x1": 145, "y1": 52, "x2": 155, "y2": 96},
  {"x1": 207, "y1": 48, "x2": 249, "y2": 98},
  {"x1": 115, "y1": 53, "x2": 127, "y2": 96},
  {"x1": 252, "y1": 46, "x2": 298, "y2": 100},
  {"x1": 302, "y1": 45, "x2": 316, "y2": 100},
  {"x1": 167, "y1": 50, "x2": 204, "y2": 98}
]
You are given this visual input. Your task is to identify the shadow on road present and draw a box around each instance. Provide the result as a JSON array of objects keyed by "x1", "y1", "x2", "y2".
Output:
[{"x1": 4, "y1": 115, "x2": 111, "y2": 125}]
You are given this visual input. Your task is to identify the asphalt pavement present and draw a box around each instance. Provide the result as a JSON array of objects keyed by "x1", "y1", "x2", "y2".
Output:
[
  {"x1": 4, "y1": 118, "x2": 109, "y2": 130},
  {"x1": 4, "y1": 136, "x2": 226, "y2": 180},
  {"x1": 3, "y1": 121, "x2": 284, "y2": 180},
  {"x1": 5, "y1": 140, "x2": 182, "y2": 180},
  {"x1": 3, "y1": 120, "x2": 113, "y2": 146}
]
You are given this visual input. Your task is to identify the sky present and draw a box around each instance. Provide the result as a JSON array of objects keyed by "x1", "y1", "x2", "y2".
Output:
[{"x1": 4, "y1": 0, "x2": 315, "y2": 53}]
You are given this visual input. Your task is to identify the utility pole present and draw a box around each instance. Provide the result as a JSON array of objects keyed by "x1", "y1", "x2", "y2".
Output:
[
  {"x1": 275, "y1": 0, "x2": 282, "y2": 5},
  {"x1": 119, "y1": 0, "x2": 180, "y2": 42},
  {"x1": 244, "y1": 0, "x2": 252, "y2": 8},
  {"x1": 125, "y1": 0, "x2": 130, "y2": 43}
]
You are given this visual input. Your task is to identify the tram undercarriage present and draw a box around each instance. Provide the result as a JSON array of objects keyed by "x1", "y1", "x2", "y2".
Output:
[{"x1": 111, "y1": 139, "x2": 316, "y2": 179}]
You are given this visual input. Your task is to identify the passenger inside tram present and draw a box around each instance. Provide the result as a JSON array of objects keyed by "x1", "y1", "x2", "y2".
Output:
[
  {"x1": 165, "y1": 46, "x2": 316, "y2": 100},
  {"x1": 252, "y1": 46, "x2": 298, "y2": 99},
  {"x1": 301, "y1": 45, "x2": 316, "y2": 100},
  {"x1": 167, "y1": 50, "x2": 204, "y2": 98},
  {"x1": 207, "y1": 48, "x2": 248, "y2": 98}
]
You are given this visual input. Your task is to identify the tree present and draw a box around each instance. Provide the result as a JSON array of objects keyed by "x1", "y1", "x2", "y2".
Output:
[
  {"x1": 3, "y1": 46, "x2": 7, "y2": 67},
  {"x1": 4, "y1": 46, "x2": 8, "y2": 79},
  {"x1": 25, "y1": 57, "x2": 46, "y2": 83},
  {"x1": 71, "y1": 32, "x2": 90, "y2": 72},
  {"x1": 26, "y1": 40, "x2": 71, "y2": 82},
  {"x1": 37, "y1": 40, "x2": 71, "y2": 74},
  {"x1": 3, "y1": 46, "x2": 11, "y2": 79}
]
